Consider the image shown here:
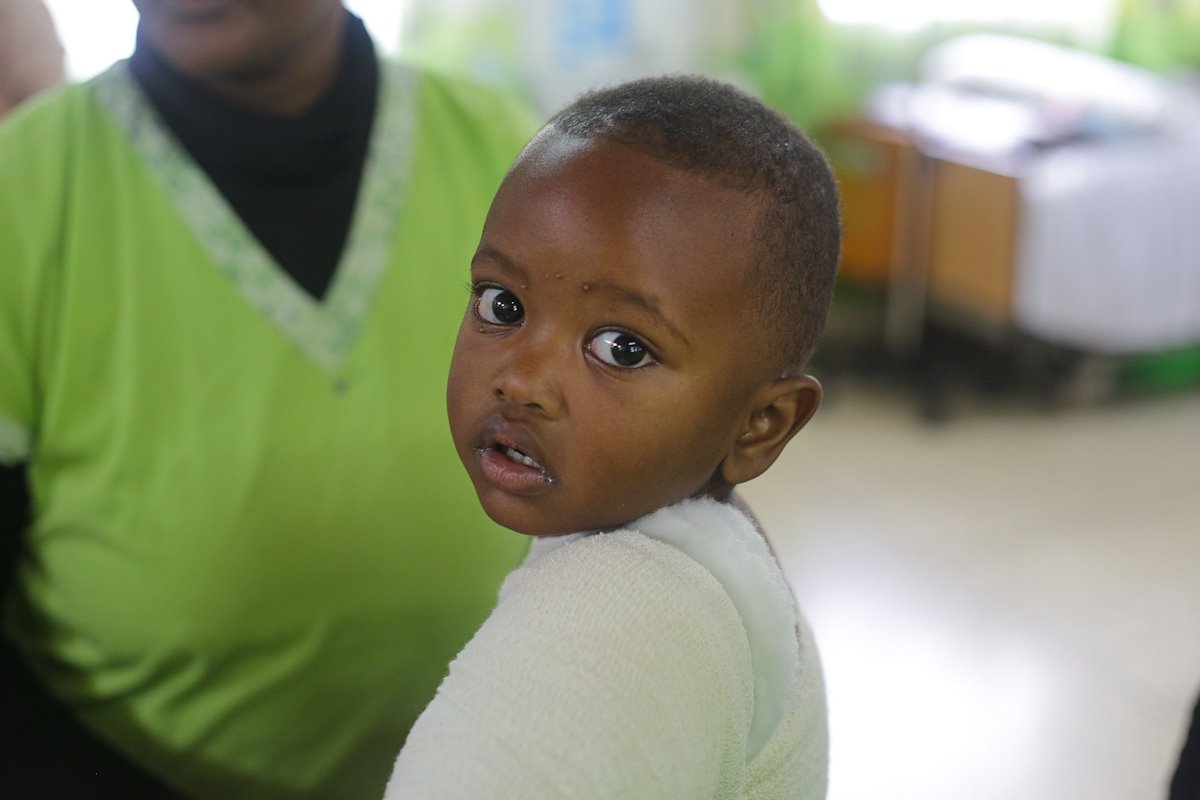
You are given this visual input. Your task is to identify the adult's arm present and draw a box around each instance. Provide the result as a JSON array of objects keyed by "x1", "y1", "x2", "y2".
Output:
[
  {"x1": 0, "y1": 0, "x2": 64, "y2": 118},
  {"x1": 384, "y1": 531, "x2": 756, "y2": 799},
  {"x1": 0, "y1": 77, "x2": 177, "y2": 797}
]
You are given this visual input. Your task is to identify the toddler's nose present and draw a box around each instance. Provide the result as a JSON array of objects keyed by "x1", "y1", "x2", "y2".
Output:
[{"x1": 492, "y1": 338, "x2": 566, "y2": 419}]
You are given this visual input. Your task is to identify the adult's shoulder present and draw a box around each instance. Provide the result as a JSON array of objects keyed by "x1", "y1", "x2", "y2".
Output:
[
  {"x1": 0, "y1": 77, "x2": 101, "y2": 141},
  {"x1": 0, "y1": 76, "x2": 123, "y2": 186},
  {"x1": 387, "y1": 60, "x2": 537, "y2": 171},
  {"x1": 399, "y1": 60, "x2": 536, "y2": 128}
]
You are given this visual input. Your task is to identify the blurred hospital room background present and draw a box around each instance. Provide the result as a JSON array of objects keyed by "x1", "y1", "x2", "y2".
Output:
[{"x1": 15, "y1": 1, "x2": 1200, "y2": 798}]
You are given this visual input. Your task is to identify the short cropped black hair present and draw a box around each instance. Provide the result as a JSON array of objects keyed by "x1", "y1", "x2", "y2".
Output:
[{"x1": 548, "y1": 75, "x2": 841, "y2": 370}]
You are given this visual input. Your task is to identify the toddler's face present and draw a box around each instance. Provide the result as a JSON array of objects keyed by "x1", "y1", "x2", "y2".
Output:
[{"x1": 447, "y1": 132, "x2": 773, "y2": 536}]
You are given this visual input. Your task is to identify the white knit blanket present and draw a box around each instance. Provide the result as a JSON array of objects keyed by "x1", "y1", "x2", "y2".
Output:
[{"x1": 384, "y1": 498, "x2": 828, "y2": 799}]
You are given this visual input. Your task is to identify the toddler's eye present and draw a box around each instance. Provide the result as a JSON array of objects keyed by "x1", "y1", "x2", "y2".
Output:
[
  {"x1": 588, "y1": 330, "x2": 655, "y2": 369},
  {"x1": 475, "y1": 286, "x2": 524, "y2": 325}
]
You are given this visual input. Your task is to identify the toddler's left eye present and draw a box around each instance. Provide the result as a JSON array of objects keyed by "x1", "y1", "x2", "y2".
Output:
[{"x1": 587, "y1": 330, "x2": 656, "y2": 369}]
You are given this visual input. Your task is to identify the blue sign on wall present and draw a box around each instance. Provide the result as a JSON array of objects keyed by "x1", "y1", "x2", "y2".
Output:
[{"x1": 555, "y1": 0, "x2": 633, "y2": 69}]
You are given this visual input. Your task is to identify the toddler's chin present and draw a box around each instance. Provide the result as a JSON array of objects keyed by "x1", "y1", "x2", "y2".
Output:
[{"x1": 479, "y1": 501, "x2": 566, "y2": 538}]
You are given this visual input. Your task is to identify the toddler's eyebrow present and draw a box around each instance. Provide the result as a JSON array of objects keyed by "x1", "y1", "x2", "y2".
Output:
[
  {"x1": 584, "y1": 281, "x2": 691, "y2": 349},
  {"x1": 472, "y1": 245, "x2": 530, "y2": 282}
]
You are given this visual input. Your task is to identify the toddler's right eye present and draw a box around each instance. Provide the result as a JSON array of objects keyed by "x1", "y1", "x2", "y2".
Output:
[{"x1": 475, "y1": 287, "x2": 524, "y2": 325}]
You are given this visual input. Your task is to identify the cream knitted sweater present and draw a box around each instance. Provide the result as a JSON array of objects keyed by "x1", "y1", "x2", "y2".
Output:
[{"x1": 384, "y1": 498, "x2": 828, "y2": 799}]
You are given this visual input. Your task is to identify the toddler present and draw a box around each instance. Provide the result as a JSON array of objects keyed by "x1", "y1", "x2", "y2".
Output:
[{"x1": 384, "y1": 74, "x2": 841, "y2": 799}]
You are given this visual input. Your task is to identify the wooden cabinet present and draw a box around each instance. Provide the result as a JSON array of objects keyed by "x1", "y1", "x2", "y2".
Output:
[
  {"x1": 826, "y1": 119, "x2": 912, "y2": 288},
  {"x1": 925, "y1": 159, "x2": 1018, "y2": 328},
  {"x1": 828, "y1": 119, "x2": 1021, "y2": 342}
]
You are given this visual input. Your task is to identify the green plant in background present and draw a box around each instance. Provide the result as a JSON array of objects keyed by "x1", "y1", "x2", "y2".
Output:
[
  {"x1": 1109, "y1": 0, "x2": 1200, "y2": 71},
  {"x1": 1120, "y1": 347, "x2": 1200, "y2": 393},
  {"x1": 394, "y1": 0, "x2": 1200, "y2": 136},
  {"x1": 727, "y1": 1, "x2": 1119, "y2": 139},
  {"x1": 729, "y1": 0, "x2": 856, "y2": 133},
  {"x1": 397, "y1": 6, "x2": 536, "y2": 107}
]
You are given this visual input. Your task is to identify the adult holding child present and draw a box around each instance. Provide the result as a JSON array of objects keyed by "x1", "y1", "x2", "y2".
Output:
[{"x1": 0, "y1": 0, "x2": 531, "y2": 796}]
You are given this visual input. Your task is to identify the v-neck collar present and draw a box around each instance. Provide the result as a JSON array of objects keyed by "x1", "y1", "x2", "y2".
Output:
[{"x1": 91, "y1": 59, "x2": 416, "y2": 372}]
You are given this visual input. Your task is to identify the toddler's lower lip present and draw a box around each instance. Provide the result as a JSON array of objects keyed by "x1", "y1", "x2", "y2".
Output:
[{"x1": 475, "y1": 446, "x2": 554, "y2": 495}]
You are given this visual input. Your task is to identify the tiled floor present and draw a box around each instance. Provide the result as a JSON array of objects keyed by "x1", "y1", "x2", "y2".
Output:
[{"x1": 741, "y1": 379, "x2": 1200, "y2": 800}]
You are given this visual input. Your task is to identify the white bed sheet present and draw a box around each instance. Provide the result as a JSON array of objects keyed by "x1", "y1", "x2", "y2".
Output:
[{"x1": 1015, "y1": 129, "x2": 1200, "y2": 353}]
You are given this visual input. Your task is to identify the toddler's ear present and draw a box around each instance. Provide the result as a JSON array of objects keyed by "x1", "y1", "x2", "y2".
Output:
[{"x1": 720, "y1": 375, "x2": 821, "y2": 487}]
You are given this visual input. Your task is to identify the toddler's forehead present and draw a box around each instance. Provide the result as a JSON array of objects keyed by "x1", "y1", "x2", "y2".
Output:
[
  {"x1": 505, "y1": 133, "x2": 762, "y2": 230},
  {"x1": 494, "y1": 131, "x2": 763, "y2": 282}
]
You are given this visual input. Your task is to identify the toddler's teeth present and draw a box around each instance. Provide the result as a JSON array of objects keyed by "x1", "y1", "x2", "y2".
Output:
[{"x1": 503, "y1": 446, "x2": 543, "y2": 470}]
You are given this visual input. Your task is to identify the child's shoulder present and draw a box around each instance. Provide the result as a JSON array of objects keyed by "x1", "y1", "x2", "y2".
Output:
[
  {"x1": 514, "y1": 497, "x2": 805, "y2": 761},
  {"x1": 392, "y1": 499, "x2": 822, "y2": 795},
  {"x1": 506, "y1": 511, "x2": 748, "y2": 635},
  {"x1": 395, "y1": 509, "x2": 759, "y2": 796},
  {"x1": 518, "y1": 498, "x2": 790, "y2": 612},
  {"x1": 512, "y1": 498, "x2": 773, "y2": 614}
]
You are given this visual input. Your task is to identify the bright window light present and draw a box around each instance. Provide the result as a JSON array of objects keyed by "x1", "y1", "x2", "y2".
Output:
[
  {"x1": 817, "y1": 0, "x2": 1117, "y2": 38},
  {"x1": 42, "y1": 0, "x2": 404, "y2": 81},
  {"x1": 43, "y1": 0, "x2": 138, "y2": 80}
]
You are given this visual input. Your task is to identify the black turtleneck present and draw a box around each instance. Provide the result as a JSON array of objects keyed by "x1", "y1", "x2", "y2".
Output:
[{"x1": 129, "y1": 13, "x2": 379, "y2": 300}]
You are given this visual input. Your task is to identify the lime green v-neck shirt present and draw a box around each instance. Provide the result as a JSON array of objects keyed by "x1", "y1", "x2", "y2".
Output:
[{"x1": 0, "y1": 61, "x2": 531, "y2": 799}]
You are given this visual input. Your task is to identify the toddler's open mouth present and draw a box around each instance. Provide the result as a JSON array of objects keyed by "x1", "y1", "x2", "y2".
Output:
[
  {"x1": 498, "y1": 444, "x2": 544, "y2": 471},
  {"x1": 472, "y1": 432, "x2": 554, "y2": 495}
]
